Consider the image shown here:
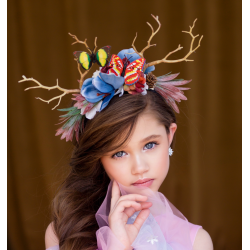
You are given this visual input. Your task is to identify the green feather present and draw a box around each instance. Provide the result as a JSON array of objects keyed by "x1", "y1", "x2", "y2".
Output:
[
  {"x1": 58, "y1": 107, "x2": 76, "y2": 112},
  {"x1": 62, "y1": 115, "x2": 79, "y2": 129},
  {"x1": 59, "y1": 108, "x2": 81, "y2": 118}
]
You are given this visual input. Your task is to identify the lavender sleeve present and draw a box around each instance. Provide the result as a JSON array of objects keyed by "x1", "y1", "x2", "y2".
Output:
[{"x1": 46, "y1": 246, "x2": 59, "y2": 250}]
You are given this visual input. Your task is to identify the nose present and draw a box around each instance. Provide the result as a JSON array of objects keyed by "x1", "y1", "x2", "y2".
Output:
[{"x1": 131, "y1": 153, "x2": 149, "y2": 176}]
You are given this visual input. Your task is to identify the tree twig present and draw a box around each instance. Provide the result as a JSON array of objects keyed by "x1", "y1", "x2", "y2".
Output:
[
  {"x1": 18, "y1": 76, "x2": 80, "y2": 110},
  {"x1": 146, "y1": 19, "x2": 203, "y2": 67},
  {"x1": 131, "y1": 14, "x2": 161, "y2": 58}
]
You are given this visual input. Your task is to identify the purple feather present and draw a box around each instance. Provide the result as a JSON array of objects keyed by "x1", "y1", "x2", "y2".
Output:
[
  {"x1": 81, "y1": 102, "x2": 95, "y2": 115},
  {"x1": 65, "y1": 126, "x2": 74, "y2": 142},
  {"x1": 156, "y1": 73, "x2": 180, "y2": 82},
  {"x1": 163, "y1": 79, "x2": 192, "y2": 86},
  {"x1": 154, "y1": 73, "x2": 191, "y2": 113}
]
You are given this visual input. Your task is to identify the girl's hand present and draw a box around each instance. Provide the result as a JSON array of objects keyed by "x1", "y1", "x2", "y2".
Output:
[{"x1": 108, "y1": 181, "x2": 152, "y2": 250}]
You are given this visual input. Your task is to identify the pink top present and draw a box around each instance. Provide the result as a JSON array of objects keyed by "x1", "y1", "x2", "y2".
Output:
[
  {"x1": 189, "y1": 222, "x2": 202, "y2": 246},
  {"x1": 46, "y1": 223, "x2": 201, "y2": 250},
  {"x1": 46, "y1": 181, "x2": 202, "y2": 250}
]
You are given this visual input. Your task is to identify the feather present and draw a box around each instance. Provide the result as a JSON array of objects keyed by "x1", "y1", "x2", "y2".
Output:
[
  {"x1": 156, "y1": 73, "x2": 180, "y2": 82},
  {"x1": 57, "y1": 107, "x2": 76, "y2": 112},
  {"x1": 60, "y1": 128, "x2": 69, "y2": 140},
  {"x1": 81, "y1": 102, "x2": 95, "y2": 115},
  {"x1": 163, "y1": 79, "x2": 192, "y2": 86},
  {"x1": 73, "y1": 101, "x2": 84, "y2": 109},
  {"x1": 167, "y1": 97, "x2": 180, "y2": 113},
  {"x1": 59, "y1": 108, "x2": 81, "y2": 118},
  {"x1": 158, "y1": 85, "x2": 187, "y2": 101},
  {"x1": 55, "y1": 117, "x2": 70, "y2": 125},
  {"x1": 56, "y1": 103, "x2": 85, "y2": 142},
  {"x1": 55, "y1": 128, "x2": 64, "y2": 136},
  {"x1": 74, "y1": 119, "x2": 81, "y2": 143},
  {"x1": 159, "y1": 87, "x2": 187, "y2": 101},
  {"x1": 66, "y1": 126, "x2": 75, "y2": 142},
  {"x1": 154, "y1": 73, "x2": 191, "y2": 113},
  {"x1": 62, "y1": 115, "x2": 79, "y2": 129}
]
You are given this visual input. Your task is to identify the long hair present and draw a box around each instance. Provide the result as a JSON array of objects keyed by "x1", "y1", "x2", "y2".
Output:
[{"x1": 52, "y1": 90, "x2": 176, "y2": 250}]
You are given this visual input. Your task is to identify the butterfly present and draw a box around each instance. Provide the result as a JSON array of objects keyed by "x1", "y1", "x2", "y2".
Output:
[
  {"x1": 107, "y1": 54, "x2": 146, "y2": 85},
  {"x1": 74, "y1": 46, "x2": 111, "y2": 70}
]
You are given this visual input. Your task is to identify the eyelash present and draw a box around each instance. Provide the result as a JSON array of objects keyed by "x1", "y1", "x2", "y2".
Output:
[{"x1": 112, "y1": 141, "x2": 159, "y2": 159}]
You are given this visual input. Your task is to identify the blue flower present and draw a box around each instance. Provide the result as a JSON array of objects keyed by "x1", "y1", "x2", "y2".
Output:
[
  {"x1": 81, "y1": 75, "x2": 124, "y2": 111},
  {"x1": 81, "y1": 48, "x2": 155, "y2": 113}
]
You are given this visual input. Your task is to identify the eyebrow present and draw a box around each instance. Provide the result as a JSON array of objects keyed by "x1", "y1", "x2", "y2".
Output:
[{"x1": 140, "y1": 134, "x2": 162, "y2": 143}]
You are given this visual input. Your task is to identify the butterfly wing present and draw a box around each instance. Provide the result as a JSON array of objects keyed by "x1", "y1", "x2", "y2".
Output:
[
  {"x1": 107, "y1": 54, "x2": 124, "y2": 76},
  {"x1": 124, "y1": 58, "x2": 146, "y2": 85},
  {"x1": 73, "y1": 51, "x2": 92, "y2": 70},
  {"x1": 96, "y1": 46, "x2": 111, "y2": 67}
]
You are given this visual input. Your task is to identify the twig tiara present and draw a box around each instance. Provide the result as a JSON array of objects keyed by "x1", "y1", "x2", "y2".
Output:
[{"x1": 19, "y1": 14, "x2": 203, "y2": 142}]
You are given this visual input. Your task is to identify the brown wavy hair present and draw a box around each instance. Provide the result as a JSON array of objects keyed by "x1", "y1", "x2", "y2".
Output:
[{"x1": 52, "y1": 90, "x2": 176, "y2": 250}]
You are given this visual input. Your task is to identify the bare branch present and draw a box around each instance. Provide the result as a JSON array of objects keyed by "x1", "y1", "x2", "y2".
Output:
[
  {"x1": 131, "y1": 32, "x2": 139, "y2": 55},
  {"x1": 18, "y1": 76, "x2": 79, "y2": 110},
  {"x1": 68, "y1": 33, "x2": 92, "y2": 53},
  {"x1": 93, "y1": 37, "x2": 98, "y2": 53},
  {"x1": 146, "y1": 18, "x2": 203, "y2": 68},
  {"x1": 131, "y1": 14, "x2": 161, "y2": 58}
]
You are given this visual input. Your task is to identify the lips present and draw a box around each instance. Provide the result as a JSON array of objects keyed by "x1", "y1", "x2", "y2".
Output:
[{"x1": 132, "y1": 178, "x2": 153, "y2": 185}]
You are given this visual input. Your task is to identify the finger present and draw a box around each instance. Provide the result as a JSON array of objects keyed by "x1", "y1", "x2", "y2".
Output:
[
  {"x1": 124, "y1": 202, "x2": 152, "y2": 218},
  {"x1": 112, "y1": 194, "x2": 148, "y2": 214},
  {"x1": 110, "y1": 180, "x2": 121, "y2": 212},
  {"x1": 140, "y1": 201, "x2": 152, "y2": 209},
  {"x1": 123, "y1": 206, "x2": 136, "y2": 218},
  {"x1": 118, "y1": 194, "x2": 148, "y2": 203},
  {"x1": 115, "y1": 200, "x2": 142, "y2": 214},
  {"x1": 133, "y1": 208, "x2": 151, "y2": 231}
]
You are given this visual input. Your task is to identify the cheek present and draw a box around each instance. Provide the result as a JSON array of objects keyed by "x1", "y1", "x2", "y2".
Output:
[
  {"x1": 101, "y1": 157, "x2": 131, "y2": 185},
  {"x1": 150, "y1": 143, "x2": 169, "y2": 179}
]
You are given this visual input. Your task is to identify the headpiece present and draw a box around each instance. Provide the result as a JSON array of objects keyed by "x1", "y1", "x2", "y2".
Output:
[{"x1": 19, "y1": 15, "x2": 203, "y2": 142}]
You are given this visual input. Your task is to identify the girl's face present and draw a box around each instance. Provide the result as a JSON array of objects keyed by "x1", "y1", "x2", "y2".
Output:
[{"x1": 101, "y1": 112, "x2": 177, "y2": 192}]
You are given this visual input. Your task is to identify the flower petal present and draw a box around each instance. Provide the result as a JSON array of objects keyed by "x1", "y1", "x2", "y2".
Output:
[
  {"x1": 99, "y1": 73, "x2": 124, "y2": 89},
  {"x1": 135, "y1": 82, "x2": 144, "y2": 88},
  {"x1": 92, "y1": 70, "x2": 101, "y2": 78},
  {"x1": 85, "y1": 101, "x2": 103, "y2": 119},
  {"x1": 117, "y1": 48, "x2": 141, "y2": 62},
  {"x1": 85, "y1": 107, "x2": 97, "y2": 120},
  {"x1": 92, "y1": 76, "x2": 114, "y2": 93},
  {"x1": 95, "y1": 100, "x2": 103, "y2": 112},
  {"x1": 141, "y1": 89, "x2": 147, "y2": 95},
  {"x1": 144, "y1": 65, "x2": 155, "y2": 74},
  {"x1": 114, "y1": 85, "x2": 124, "y2": 97},
  {"x1": 81, "y1": 78, "x2": 93, "y2": 92},
  {"x1": 135, "y1": 87, "x2": 143, "y2": 93},
  {"x1": 81, "y1": 84, "x2": 105, "y2": 103},
  {"x1": 100, "y1": 91, "x2": 115, "y2": 111}
]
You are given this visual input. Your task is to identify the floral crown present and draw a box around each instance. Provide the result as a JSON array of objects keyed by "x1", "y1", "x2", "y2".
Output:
[{"x1": 19, "y1": 15, "x2": 203, "y2": 142}]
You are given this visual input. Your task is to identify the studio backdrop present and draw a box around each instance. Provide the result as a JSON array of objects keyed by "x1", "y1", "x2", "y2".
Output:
[{"x1": 8, "y1": 0, "x2": 241, "y2": 250}]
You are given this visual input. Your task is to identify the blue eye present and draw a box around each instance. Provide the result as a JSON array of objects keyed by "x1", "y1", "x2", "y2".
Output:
[
  {"x1": 144, "y1": 142, "x2": 157, "y2": 150},
  {"x1": 113, "y1": 151, "x2": 126, "y2": 158}
]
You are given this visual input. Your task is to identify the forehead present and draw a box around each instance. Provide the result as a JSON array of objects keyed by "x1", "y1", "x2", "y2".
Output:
[{"x1": 127, "y1": 112, "x2": 166, "y2": 144}]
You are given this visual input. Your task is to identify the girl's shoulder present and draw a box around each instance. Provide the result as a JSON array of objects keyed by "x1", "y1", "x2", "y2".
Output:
[
  {"x1": 191, "y1": 225, "x2": 213, "y2": 250},
  {"x1": 45, "y1": 222, "x2": 59, "y2": 250}
]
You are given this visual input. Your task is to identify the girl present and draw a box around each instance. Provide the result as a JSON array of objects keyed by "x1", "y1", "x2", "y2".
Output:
[
  {"x1": 44, "y1": 91, "x2": 213, "y2": 250},
  {"x1": 20, "y1": 15, "x2": 213, "y2": 250}
]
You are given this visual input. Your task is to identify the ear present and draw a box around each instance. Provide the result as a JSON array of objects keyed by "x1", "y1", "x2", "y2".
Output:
[{"x1": 167, "y1": 123, "x2": 177, "y2": 146}]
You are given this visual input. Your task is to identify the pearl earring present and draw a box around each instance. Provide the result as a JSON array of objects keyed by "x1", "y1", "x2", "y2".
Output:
[{"x1": 169, "y1": 147, "x2": 173, "y2": 156}]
